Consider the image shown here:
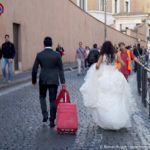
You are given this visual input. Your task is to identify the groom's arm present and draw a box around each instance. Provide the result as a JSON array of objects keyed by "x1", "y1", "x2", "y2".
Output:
[{"x1": 32, "y1": 54, "x2": 40, "y2": 85}]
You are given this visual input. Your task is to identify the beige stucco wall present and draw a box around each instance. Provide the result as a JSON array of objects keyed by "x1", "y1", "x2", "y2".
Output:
[
  {"x1": 131, "y1": 0, "x2": 150, "y2": 13},
  {"x1": 120, "y1": 0, "x2": 125, "y2": 13},
  {"x1": 71, "y1": 0, "x2": 77, "y2": 4},
  {"x1": 0, "y1": 0, "x2": 145, "y2": 73},
  {"x1": 71, "y1": 0, "x2": 112, "y2": 13},
  {"x1": 87, "y1": 0, "x2": 99, "y2": 11},
  {"x1": 72, "y1": 0, "x2": 150, "y2": 14},
  {"x1": 127, "y1": 28, "x2": 147, "y2": 46},
  {"x1": 106, "y1": 0, "x2": 112, "y2": 13},
  {"x1": 136, "y1": 23, "x2": 147, "y2": 44}
]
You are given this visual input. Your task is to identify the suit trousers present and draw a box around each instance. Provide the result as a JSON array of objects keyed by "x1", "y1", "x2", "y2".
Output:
[{"x1": 39, "y1": 84, "x2": 58, "y2": 122}]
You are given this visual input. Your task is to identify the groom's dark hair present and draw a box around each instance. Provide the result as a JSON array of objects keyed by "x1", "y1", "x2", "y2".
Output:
[{"x1": 44, "y1": 37, "x2": 52, "y2": 47}]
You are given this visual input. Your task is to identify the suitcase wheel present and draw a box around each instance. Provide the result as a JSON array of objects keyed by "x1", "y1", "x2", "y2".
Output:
[
  {"x1": 58, "y1": 130, "x2": 63, "y2": 135},
  {"x1": 57, "y1": 129, "x2": 77, "y2": 135}
]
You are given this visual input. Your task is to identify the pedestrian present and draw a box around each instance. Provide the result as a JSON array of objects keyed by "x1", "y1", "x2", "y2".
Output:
[
  {"x1": 147, "y1": 48, "x2": 150, "y2": 86},
  {"x1": 85, "y1": 46, "x2": 90, "y2": 68},
  {"x1": 117, "y1": 42, "x2": 143, "y2": 80},
  {"x1": 114, "y1": 44, "x2": 119, "y2": 54},
  {"x1": 87, "y1": 43, "x2": 100, "y2": 67},
  {"x1": 133, "y1": 45, "x2": 138, "y2": 57},
  {"x1": 1, "y1": 34, "x2": 15, "y2": 82},
  {"x1": 142, "y1": 46, "x2": 147, "y2": 55},
  {"x1": 56, "y1": 43, "x2": 64, "y2": 57},
  {"x1": 0, "y1": 46, "x2": 2, "y2": 60},
  {"x1": 133, "y1": 45, "x2": 139, "y2": 72},
  {"x1": 137, "y1": 43, "x2": 143, "y2": 56},
  {"x1": 75, "y1": 42, "x2": 86, "y2": 76},
  {"x1": 114, "y1": 44, "x2": 118, "y2": 51},
  {"x1": 98, "y1": 45, "x2": 102, "y2": 52},
  {"x1": 32, "y1": 37, "x2": 66, "y2": 128}
]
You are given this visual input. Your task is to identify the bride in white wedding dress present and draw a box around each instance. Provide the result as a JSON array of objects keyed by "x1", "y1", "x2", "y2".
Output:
[{"x1": 80, "y1": 41, "x2": 131, "y2": 130}]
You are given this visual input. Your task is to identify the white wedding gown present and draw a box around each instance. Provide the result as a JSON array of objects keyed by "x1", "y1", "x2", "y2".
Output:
[{"x1": 80, "y1": 55, "x2": 131, "y2": 130}]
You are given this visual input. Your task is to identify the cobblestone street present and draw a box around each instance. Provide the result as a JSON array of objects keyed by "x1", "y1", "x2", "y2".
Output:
[{"x1": 1, "y1": 70, "x2": 150, "y2": 150}]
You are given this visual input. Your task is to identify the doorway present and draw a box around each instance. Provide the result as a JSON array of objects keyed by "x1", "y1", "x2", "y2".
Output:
[{"x1": 13, "y1": 23, "x2": 22, "y2": 72}]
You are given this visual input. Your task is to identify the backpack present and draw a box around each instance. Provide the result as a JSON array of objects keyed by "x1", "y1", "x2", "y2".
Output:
[{"x1": 87, "y1": 50, "x2": 100, "y2": 64}]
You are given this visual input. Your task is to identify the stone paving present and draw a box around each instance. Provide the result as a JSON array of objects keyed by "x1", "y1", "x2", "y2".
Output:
[
  {"x1": 0, "y1": 63, "x2": 77, "y2": 90},
  {"x1": 0, "y1": 70, "x2": 150, "y2": 150}
]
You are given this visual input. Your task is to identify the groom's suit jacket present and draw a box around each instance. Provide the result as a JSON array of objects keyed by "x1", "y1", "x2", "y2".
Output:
[{"x1": 32, "y1": 48, "x2": 65, "y2": 85}]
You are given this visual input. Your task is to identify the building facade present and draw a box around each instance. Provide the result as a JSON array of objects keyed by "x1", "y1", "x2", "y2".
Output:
[
  {"x1": 72, "y1": 0, "x2": 150, "y2": 47},
  {"x1": 72, "y1": 0, "x2": 132, "y2": 25},
  {"x1": 113, "y1": 0, "x2": 150, "y2": 48},
  {"x1": 0, "y1": 0, "x2": 146, "y2": 74},
  {"x1": 73, "y1": 0, "x2": 150, "y2": 20}
]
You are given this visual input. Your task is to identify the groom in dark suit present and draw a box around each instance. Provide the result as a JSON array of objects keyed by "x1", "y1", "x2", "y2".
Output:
[{"x1": 32, "y1": 37, "x2": 66, "y2": 128}]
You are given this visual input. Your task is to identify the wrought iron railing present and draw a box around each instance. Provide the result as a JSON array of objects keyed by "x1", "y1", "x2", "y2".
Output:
[{"x1": 136, "y1": 54, "x2": 150, "y2": 118}]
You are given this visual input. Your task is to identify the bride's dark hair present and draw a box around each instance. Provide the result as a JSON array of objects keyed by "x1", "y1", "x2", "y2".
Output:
[{"x1": 100, "y1": 41, "x2": 115, "y2": 64}]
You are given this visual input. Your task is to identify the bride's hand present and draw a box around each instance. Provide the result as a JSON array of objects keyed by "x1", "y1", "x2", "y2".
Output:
[{"x1": 96, "y1": 55, "x2": 103, "y2": 70}]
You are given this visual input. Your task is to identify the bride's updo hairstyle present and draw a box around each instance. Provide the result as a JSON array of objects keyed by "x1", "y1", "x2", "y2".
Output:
[{"x1": 100, "y1": 41, "x2": 115, "y2": 64}]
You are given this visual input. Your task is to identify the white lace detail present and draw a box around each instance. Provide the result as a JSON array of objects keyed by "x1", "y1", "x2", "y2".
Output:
[{"x1": 102, "y1": 55, "x2": 116, "y2": 65}]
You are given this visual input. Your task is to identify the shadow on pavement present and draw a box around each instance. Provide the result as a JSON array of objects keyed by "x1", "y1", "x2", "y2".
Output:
[{"x1": 33, "y1": 125, "x2": 76, "y2": 150}]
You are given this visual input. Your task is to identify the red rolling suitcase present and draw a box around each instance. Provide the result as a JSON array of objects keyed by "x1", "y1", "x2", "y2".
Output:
[{"x1": 56, "y1": 88, "x2": 78, "y2": 134}]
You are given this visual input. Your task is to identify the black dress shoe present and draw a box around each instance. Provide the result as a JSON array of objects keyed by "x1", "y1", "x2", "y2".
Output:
[
  {"x1": 43, "y1": 117, "x2": 48, "y2": 122},
  {"x1": 50, "y1": 121, "x2": 55, "y2": 128}
]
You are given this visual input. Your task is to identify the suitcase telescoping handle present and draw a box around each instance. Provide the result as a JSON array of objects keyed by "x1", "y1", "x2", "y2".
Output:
[
  {"x1": 64, "y1": 91, "x2": 67, "y2": 103},
  {"x1": 63, "y1": 88, "x2": 70, "y2": 103},
  {"x1": 56, "y1": 88, "x2": 71, "y2": 108},
  {"x1": 60, "y1": 91, "x2": 67, "y2": 103}
]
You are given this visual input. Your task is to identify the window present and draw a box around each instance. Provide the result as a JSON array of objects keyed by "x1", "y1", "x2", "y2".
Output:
[
  {"x1": 125, "y1": 1, "x2": 129, "y2": 13},
  {"x1": 114, "y1": 0, "x2": 118, "y2": 13},
  {"x1": 101, "y1": 0, "x2": 105, "y2": 11},
  {"x1": 120, "y1": 24, "x2": 122, "y2": 31},
  {"x1": 147, "y1": 29, "x2": 150, "y2": 41},
  {"x1": 112, "y1": 0, "x2": 120, "y2": 14},
  {"x1": 79, "y1": 0, "x2": 85, "y2": 10},
  {"x1": 136, "y1": 23, "x2": 140, "y2": 26},
  {"x1": 124, "y1": 0, "x2": 130, "y2": 13}
]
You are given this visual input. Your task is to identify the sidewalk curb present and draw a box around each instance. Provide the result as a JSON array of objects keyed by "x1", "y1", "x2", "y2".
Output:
[{"x1": 0, "y1": 65, "x2": 78, "y2": 90}]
